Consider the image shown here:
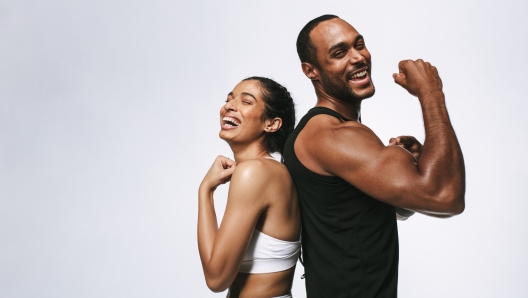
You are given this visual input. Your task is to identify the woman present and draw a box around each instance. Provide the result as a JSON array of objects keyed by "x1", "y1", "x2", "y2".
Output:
[{"x1": 198, "y1": 77, "x2": 300, "y2": 298}]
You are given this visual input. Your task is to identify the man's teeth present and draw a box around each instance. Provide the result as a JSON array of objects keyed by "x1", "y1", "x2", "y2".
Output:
[
  {"x1": 350, "y1": 70, "x2": 367, "y2": 79},
  {"x1": 223, "y1": 116, "x2": 240, "y2": 126}
]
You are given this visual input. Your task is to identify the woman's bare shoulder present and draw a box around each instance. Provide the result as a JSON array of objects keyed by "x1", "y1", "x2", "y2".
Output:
[{"x1": 231, "y1": 159, "x2": 292, "y2": 189}]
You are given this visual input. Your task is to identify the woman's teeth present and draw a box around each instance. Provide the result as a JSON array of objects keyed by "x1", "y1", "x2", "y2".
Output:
[{"x1": 223, "y1": 116, "x2": 240, "y2": 126}]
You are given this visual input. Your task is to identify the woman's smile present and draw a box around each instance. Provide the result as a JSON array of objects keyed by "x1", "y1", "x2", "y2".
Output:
[{"x1": 221, "y1": 115, "x2": 241, "y2": 130}]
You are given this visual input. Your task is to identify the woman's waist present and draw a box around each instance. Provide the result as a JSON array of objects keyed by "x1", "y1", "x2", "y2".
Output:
[{"x1": 229, "y1": 266, "x2": 296, "y2": 298}]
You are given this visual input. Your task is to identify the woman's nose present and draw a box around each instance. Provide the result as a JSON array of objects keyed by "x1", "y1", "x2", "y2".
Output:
[{"x1": 224, "y1": 99, "x2": 238, "y2": 112}]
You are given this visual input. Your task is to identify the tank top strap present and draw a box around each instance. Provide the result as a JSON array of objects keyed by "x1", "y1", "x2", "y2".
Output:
[
  {"x1": 296, "y1": 107, "x2": 352, "y2": 131},
  {"x1": 284, "y1": 106, "x2": 354, "y2": 181}
]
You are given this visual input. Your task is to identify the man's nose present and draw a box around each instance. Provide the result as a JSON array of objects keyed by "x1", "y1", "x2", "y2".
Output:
[{"x1": 348, "y1": 49, "x2": 366, "y2": 64}]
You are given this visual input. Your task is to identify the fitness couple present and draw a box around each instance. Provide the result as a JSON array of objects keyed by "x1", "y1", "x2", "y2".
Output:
[{"x1": 198, "y1": 14, "x2": 465, "y2": 298}]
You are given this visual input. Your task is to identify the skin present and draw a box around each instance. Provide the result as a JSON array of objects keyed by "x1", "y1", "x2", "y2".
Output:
[
  {"x1": 198, "y1": 80, "x2": 301, "y2": 297},
  {"x1": 297, "y1": 18, "x2": 465, "y2": 217},
  {"x1": 390, "y1": 135, "x2": 423, "y2": 220}
]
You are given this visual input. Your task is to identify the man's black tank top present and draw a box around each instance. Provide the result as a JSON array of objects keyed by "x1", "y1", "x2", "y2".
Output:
[{"x1": 283, "y1": 107, "x2": 399, "y2": 298}]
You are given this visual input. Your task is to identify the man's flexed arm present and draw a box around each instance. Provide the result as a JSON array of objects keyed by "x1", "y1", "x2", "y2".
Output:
[
  {"x1": 309, "y1": 59, "x2": 465, "y2": 217},
  {"x1": 393, "y1": 59, "x2": 465, "y2": 215}
]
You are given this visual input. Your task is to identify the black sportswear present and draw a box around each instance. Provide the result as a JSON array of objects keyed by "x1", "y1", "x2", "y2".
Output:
[{"x1": 283, "y1": 107, "x2": 399, "y2": 298}]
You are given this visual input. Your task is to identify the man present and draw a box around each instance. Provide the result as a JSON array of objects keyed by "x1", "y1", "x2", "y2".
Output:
[{"x1": 282, "y1": 15, "x2": 465, "y2": 297}]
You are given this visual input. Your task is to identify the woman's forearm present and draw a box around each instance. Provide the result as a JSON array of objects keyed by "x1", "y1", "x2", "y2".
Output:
[
  {"x1": 197, "y1": 186, "x2": 218, "y2": 272},
  {"x1": 198, "y1": 186, "x2": 235, "y2": 292}
]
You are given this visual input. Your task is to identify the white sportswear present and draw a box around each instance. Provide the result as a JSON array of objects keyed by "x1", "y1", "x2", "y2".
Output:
[{"x1": 238, "y1": 229, "x2": 301, "y2": 274}]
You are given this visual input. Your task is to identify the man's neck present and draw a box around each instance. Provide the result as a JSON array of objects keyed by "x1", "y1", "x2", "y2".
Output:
[{"x1": 313, "y1": 84, "x2": 362, "y2": 121}]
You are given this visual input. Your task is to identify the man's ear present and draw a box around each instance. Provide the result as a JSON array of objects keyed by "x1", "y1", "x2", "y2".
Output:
[
  {"x1": 264, "y1": 117, "x2": 282, "y2": 133},
  {"x1": 301, "y1": 62, "x2": 319, "y2": 81}
]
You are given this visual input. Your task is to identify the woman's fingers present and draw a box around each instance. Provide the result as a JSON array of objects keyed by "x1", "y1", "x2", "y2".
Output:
[
  {"x1": 220, "y1": 164, "x2": 237, "y2": 184},
  {"x1": 221, "y1": 156, "x2": 237, "y2": 169},
  {"x1": 202, "y1": 156, "x2": 237, "y2": 191}
]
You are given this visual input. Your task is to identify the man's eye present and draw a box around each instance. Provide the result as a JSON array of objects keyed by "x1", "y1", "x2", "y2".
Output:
[{"x1": 334, "y1": 51, "x2": 345, "y2": 58}]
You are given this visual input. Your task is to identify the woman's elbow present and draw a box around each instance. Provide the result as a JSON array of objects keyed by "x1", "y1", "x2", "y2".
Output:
[{"x1": 204, "y1": 273, "x2": 231, "y2": 293}]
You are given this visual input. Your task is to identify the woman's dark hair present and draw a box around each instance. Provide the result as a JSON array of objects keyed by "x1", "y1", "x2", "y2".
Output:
[{"x1": 243, "y1": 76, "x2": 295, "y2": 155}]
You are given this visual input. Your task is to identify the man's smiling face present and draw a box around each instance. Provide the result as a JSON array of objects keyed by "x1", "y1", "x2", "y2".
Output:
[{"x1": 310, "y1": 18, "x2": 375, "y2": 102}]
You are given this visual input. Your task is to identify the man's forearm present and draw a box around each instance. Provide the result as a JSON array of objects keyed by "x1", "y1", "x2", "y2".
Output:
[{"x1": 417, "y1": 91, "x2": 465, "y2": 214}]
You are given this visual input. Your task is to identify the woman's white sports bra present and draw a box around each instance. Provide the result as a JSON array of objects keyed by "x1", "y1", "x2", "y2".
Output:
[{"x1": 238, "y1": 229, "x2": 301, "y2": 274}]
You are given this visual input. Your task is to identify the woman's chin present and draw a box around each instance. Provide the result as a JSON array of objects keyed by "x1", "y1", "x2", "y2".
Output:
[{"x1": 219, "y1": 130, "x2": 233, "y2": 141}]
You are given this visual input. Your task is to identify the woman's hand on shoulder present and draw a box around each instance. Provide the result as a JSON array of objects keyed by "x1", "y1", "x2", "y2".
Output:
[
  {"x1": 200, "y1": 155, "x2": 237, "y2": 192},
  {"x1": 199, "y1": 159, "x2": 271, "y2": 291}
]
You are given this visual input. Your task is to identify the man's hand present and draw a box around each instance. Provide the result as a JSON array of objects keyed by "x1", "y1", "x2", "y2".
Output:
[
  {"x1": 389, "y1": 136, "x2": 423, "y2": 161},
  {"x1": 392, "y1": 59, "x2": 443, "y2": 98}
]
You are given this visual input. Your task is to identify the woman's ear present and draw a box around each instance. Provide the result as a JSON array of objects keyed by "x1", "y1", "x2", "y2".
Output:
[{"x1": 264, "y1": 117, "x2": 282, "y2": 133}]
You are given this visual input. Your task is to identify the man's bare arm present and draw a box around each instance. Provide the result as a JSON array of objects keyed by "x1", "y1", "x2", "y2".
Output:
[
  {"x1": 394, "y1": 59, "x2": 465, "y2": 215},
  {"x1": 389, "y1": 135, "x2": 421, "y2": 220},
  {"x1": 312, "y1": 60, "x2": 465, "y2": 217}
]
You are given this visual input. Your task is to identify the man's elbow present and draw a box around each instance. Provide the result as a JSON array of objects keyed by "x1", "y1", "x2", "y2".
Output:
[
  {"x1": 435, "y1": 192, "x2": 465, "y2": 216},
  {"x1": 450, "y1": 197, "x2": 465, "y2": 215}
]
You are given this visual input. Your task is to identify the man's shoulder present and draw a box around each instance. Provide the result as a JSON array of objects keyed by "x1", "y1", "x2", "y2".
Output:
[
  {"x1": 302, "y1": 113, "x2": 374, "y2": 145},
  {"x1": 290, "y1": 110, "x2": 383, "y2": 176}
]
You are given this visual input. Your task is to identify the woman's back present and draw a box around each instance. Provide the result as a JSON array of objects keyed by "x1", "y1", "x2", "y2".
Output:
[{"x1": 228, "y1": 158, "x2": 300, "y2": 297}]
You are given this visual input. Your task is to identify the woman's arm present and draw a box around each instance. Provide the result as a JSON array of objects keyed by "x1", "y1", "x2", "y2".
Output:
[
  {"x1": 197, "y1": 157, "x2": 270, "y2": 292},
  {"x1": 198, "y1": 155, "x2": 236, "y2": 282}
]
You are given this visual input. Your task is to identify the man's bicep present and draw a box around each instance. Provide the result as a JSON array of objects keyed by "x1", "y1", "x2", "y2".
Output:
[
  {"x1": 319, "y1": 126, "x2": 388, "y2": 175},
  {"x1": 322, "y1": 130, "x2": 423, "y2": 207},
  {"x1": 314, "y1": 126, "x2": 382, "y2": 174}
]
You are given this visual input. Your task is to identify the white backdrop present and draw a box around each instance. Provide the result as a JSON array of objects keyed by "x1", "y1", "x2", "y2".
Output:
[{"x1": 1, "y1": 0, "x2": 527, "y2": 297}]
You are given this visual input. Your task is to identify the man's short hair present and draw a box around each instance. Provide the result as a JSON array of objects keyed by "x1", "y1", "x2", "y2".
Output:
[{"x1": 296, "y1": 14, "x2": 339, "y2": 67}]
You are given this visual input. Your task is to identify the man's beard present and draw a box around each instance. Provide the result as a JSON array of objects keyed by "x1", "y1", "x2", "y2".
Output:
[{"x1": 319, "y1": 69, "x2": 375, "y2": 102}]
